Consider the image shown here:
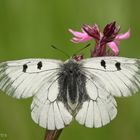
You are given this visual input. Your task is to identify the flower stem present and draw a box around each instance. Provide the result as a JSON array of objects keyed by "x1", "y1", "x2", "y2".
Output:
[{"x1": 44, "y1": 129, "x2": 63, "y2": 140}]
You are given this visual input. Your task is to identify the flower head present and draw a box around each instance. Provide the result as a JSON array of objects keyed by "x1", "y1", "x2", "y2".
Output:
[{"x1": 69, "y1": 22, "x2": 130, "y2": 57}]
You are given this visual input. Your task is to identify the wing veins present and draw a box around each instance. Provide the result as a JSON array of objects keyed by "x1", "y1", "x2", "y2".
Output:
[
  {"x1": 81, "y1": 67, "x2": 118, "y2": 72},
  {"x1": 83, "y1": 69, "x2": 124, "y2": 96},
  {"x1": 24, "y1": 68, "x2": 61, "y2": 74}
]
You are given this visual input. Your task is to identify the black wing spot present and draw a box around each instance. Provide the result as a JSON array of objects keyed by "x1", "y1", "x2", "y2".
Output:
[
  {"x1": 115, "y1": 62, "x2": 121, "y2": 70},
  {"x1": 101, "y1": 60, "x2": 106, "y2": 69},
  {"x1": 23, "y1": 64, "x2": 28, "y2": 72},
  {"x1": 37, "y1": 61, "x2": 43, "y2": 70}
]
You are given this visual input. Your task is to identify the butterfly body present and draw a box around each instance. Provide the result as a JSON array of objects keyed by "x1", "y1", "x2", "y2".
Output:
[
  {"x1": 0, "y1": 57, "x2": 140, "y2": 129},
  {"x1": 58, "y1": 59, "x2": 89, "y2": 112}
]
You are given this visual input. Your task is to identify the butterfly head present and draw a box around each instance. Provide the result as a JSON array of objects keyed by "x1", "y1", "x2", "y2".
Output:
[
  {"x1": 64, "y1": 58, "x2": 77, "y2": 63},
  {"x1": 63, "y1": 59, "x2": 81, "y2": 76}
]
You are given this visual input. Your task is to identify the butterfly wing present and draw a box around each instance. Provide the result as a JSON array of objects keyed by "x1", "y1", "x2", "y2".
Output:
[
  {"x1": 0, "y1": 58, "x2": 73, "y2": 129},
  {"x1": 80, "y1": 57, "x2": 140, "y2": 97},
  {"x1": 31, "y1": 94, "x2": 73, "y2": 129},
  {"x1": 0, "y1": 59, "x2": 62, "y2": 98},
  {"x1": 75, "y1": 80, "x2": 117, "y2": 128},
  {"x1": 75, "y1": 57, "x2": 140, "y2": 128}
]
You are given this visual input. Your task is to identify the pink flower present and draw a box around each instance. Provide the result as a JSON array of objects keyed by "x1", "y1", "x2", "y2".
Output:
[{"x1": 69, "y1": 22, "x2": 130, "y2": 56}]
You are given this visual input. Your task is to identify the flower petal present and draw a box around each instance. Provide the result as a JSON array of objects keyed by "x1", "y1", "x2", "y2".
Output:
[
  {"x1": 82, "y1": 24, "x2": 100, "y2": 40},
  {"x1": 69, "y1": 29, "x2": 87, "y2": 38},
  {"x1": 69, "y1": 28, "x2": 92, "y2": 43},
  {"x1": 115, "y1": 29, "x2": 131, "y2": 40},
  {"x1": 107, "y1": 41, "x2": 119, "y2": 55},
  {"x1": 71, "y1": 36, "x2": 92, "y2": 43}
]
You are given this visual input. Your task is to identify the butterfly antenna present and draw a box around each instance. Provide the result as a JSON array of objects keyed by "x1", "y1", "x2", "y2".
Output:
[
  {"x1": 51, "y1": 45, "x2": 70, "y2": 58},
  {"x1": 74, "y1": 43, "x2": 91, "y2": 55}
]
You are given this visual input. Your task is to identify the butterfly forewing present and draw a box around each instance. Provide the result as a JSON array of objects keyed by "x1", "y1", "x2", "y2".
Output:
[
  {"x1": 0, "y1": 59, "x2": 62, "y2": 98},
  {"x1": 80, "y1": 57, "x2": 140, "y2": 97}
]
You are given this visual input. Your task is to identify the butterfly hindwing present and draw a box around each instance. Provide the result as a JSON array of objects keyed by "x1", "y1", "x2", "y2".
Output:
[
  {"x1": 31, "y1": 98, "x2": 73, "y2": 130},
  {"x1": 75, "y1": 78, "x2": 117, "y2": 128},
  {"x1": 30, "y1": 69, "x2": 73, "y2": 129}
]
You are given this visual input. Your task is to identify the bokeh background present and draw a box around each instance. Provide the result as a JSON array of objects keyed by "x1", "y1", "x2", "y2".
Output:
[{"x1": 0, "y1": 0, "x2": 140, "y2": 140}]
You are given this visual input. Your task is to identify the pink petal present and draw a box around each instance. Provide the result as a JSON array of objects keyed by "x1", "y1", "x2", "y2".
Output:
[
  {"x1": 115, "y1": 29, "x2": 131, "y2": 40},
  {"x1": 69, "y1": 28, "x2": 92, "y2": 43},
  {"x1": 108, "y1": 41, "x2": 119, "y2": 55},
  {"x1": 71, "y1": 37, "x2": 82, "y2": 43},
  {"x1": 71, "y1": 36, "x2": 92, "y2": 43},
  {"x1": 69, "y1": 29, "x2": 87, "y2": 38}
]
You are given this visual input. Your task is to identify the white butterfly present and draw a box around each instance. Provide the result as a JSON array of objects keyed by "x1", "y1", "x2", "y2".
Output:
[{"x1": 0, "y1": 57, "x2": 140, "y2": 130}]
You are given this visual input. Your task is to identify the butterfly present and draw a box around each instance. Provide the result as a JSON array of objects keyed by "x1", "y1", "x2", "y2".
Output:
[{"x1": 0, "y1": 56, "x2": 140, "y2": 130}]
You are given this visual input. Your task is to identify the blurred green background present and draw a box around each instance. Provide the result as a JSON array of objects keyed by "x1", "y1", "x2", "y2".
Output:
[{"x1": 0, "y1": 0, "x2": 140, "y2": 140}]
